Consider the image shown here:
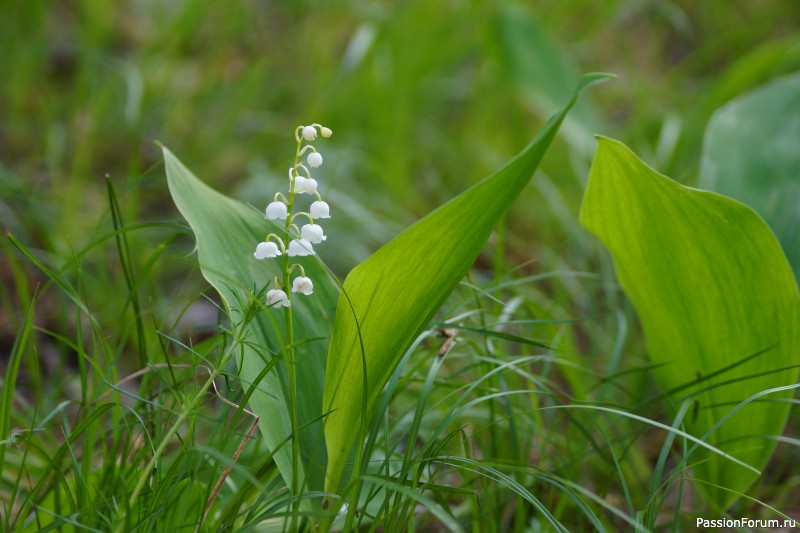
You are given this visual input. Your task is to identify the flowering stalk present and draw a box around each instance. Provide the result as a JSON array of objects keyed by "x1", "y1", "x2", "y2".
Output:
[{"x1": 254, "y1": 123, "x2": 332, "y2": 523}]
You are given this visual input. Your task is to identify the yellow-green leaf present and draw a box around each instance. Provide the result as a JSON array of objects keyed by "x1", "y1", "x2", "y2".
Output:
[
  {"x1": 580, "y1": 137, "x2": 800, "y2": 509},
  {"x1": 323, "y1": 74, "x2": 613, "y2": 495}
]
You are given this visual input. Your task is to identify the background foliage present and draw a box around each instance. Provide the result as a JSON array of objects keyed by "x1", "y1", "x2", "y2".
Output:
[{"x1": 2, "y1": 0, "x2": 799, "y2": 530}]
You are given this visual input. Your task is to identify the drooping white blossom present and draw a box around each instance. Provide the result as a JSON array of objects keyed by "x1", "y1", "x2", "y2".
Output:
[
  {"x1": 301, "y1": 125, "x2": 317, "y2": 141},
  {"x1": 255, "y1": 124, "x2": 334, "y2": 301},
  {"x1": 265, "y1": 201, "x2": 288, "y2": 220},
  {"x1": 254, "y1": 241, "x2": 282, "y2": 259},
  {"x1": 300, "y1": 223, "x2": 326, "y2": 243},
  {"x1": 309, "y1": 200, "x2": 330, "y2": 219},
  {"x1": 287, "y1": 238, "x2": 315, "y2": 256},
  {"x1": 307, "y1": 152, "x2": 323, "y2": 168},
  {"x1": 266, "y1": 289, "x2": 290, "y2": 308},
  {"x1": 291, "y1": 276, "x2": 314, "y2": 295},
  {"x1": 295, "y1": 176, "x2": 318, "y2": 194}
]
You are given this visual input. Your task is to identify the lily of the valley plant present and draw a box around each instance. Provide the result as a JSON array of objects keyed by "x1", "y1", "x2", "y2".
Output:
[{"x1": 251, "y1": 123, "x2": 332, "y2": 521}]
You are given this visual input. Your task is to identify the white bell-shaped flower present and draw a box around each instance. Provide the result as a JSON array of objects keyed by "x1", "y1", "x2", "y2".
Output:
[
  {"x1": 254, "y1": 241, "x2": 282, "y2": 259},
  {"x1": 291, "y1": 275, "x2": 314, "y2": 295},
  {"x1": 309, "y1": 200, "x2": 330, "y2": 219},
  {"x1": 287, "y1": 238, "x2": 315, "y2": 256},
  {"x1": 320, "y1": 126, "x2": 332, "y2": 138},
  {"x1": 265, "y1": 201, "x2": 288, "y2": 220},
  {"x1": 295, "y1": 176, "x2": 318, "y2": 194},
  {"x1": 266, "y1": 289, "x2": 290, "y2": 308},
  {"x1": 307, "y1": 152, "x2": 323, "y2": 168},
  {"x1": 301, "y1": 125, "x2": 317, "y2": 141},
  {"x1": 300, "y1": 223, "x2": 326, "y2": 243}
]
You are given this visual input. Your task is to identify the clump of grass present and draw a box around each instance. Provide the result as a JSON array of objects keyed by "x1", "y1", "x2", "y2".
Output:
[{"x1": 3, "y1": 194, "x2": 798, "y2": 531}]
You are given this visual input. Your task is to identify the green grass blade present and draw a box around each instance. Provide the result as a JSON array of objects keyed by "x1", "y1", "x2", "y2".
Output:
[
  {"x1": 162, "y1": 146, "x2": 338, "y2": 496},
  {"x1": 322, "y1": 73, "x2": 613, "y2": 497},
  {"x1": 0, "y1": 295, "x2": 35, "y2": 482},
  {"x1": 106, "y1": 178, "x2": 148, "y2": 368},
  {"x1": 579, "y1": 137, "x2": 800, "y2": 509},
  {"x1": 361, "y1": 474, "x2": 465, "y2": 533},
  {"x1": 429, "y1": 457, "x2": 568, "y2": 532}
]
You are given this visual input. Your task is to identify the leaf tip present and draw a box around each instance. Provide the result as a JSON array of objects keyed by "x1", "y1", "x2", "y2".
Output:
[
  {"x1": 576, "y1": 72, "x2": 616, "y2": 93},
  {"x1": 592, "y1": 136, "x2": 641, "y2": 166},
  {"x1": 158, "y1": 142, "x2": 174, "y2": 159},
  {"x1": 593, "y1": 134, "x2": 621, "y2": 146},
  {"x1": 158, "y1": 143, "x2": 183, "y2": 169}
]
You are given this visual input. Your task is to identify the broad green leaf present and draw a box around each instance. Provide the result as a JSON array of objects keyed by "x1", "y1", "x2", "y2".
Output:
[
  {"x1": 699, "y1": 71, "x2": 800, "y2": 281},
  {"x1": 164, "y1": 147, "x2": 338, "y2": 495},
  {"x1": 323, "y1": 73, "x2": 612, "y2": 495},
  {"x1": 580, "y1": 137, "x2": 800, "y2": 509}
]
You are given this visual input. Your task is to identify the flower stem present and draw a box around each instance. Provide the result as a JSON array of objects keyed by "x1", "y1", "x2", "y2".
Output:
[{"x1": 282, "y1": 138, "x2": 303, "y2": 528}]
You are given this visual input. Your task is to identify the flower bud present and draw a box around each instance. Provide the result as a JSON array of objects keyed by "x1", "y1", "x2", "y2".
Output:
[
  {"x1": 295, "y1": 176, "x2": 318, "y2": 194},
  {"x1": 266, "y1": 289, "x2": 290, "y2": 308},
  {"x1": 265, "y1": 201, "x2": 288, "y2": 220},
  {"x1": 287, "y1": 238, "x2": 315, "y2": 256},
  {"x1": 300, "y1": 223, "x2": 326, "y2": 243},
  {"x1": 307, "y1": 152, "x2": 323, "y2": 168},
  {"x1": 301, "y1": 126, "x2": 317, "y2": 141},
  {"x1": 309, "y1": 200, "x2": 330, "y2": 219},
  {"x1": 291, "y1": 276, "x2": 314, "y2": 295},
  {"x1": 254, "y1": 241, "x2": 282, "y2": 259},
  {"x1": 320, "y1": 126, "x2": 332, "y2": 138}
]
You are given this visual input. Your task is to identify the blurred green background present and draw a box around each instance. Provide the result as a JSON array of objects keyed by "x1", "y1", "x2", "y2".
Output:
[
  {"x1": 2, "y1": 1, "x2": 800, "y2": 528},
  {"x1": 2, "y1": 0, "x2": 799, "y2": 413},
  {"x1": 5, "y1": 0, "x2": 800, "y2": 357},
  {"x1": 4, "y1": 0, "x2": 799, "y2": 242}
]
